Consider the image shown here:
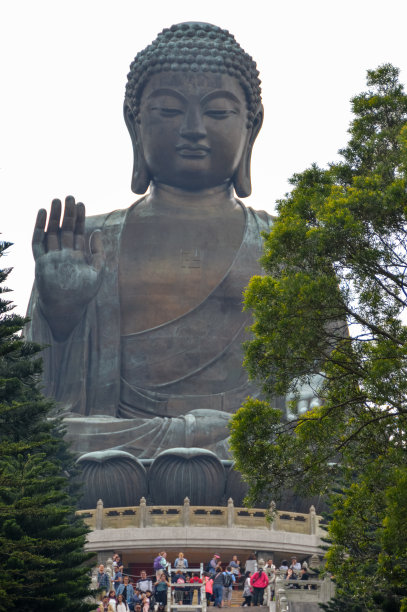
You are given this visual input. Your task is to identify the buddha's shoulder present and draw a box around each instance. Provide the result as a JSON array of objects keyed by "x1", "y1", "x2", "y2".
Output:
[
  {"x1": 84, "y1": 197, "x2": 150, "y2": 234},
  {"x1": 84, "y1": 206, "x2": 131, "y2": 234},
  {"x1": 83, "y1": 200, "x2": 276, "y2": 233},
  {"x1": 245, "y1": 205, "x2": 276, "y2": 232}
]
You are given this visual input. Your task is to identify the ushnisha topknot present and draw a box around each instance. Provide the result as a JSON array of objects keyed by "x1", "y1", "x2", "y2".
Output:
[{"x1": 125, "y1": 22, "x2": 262, "y2": 128}]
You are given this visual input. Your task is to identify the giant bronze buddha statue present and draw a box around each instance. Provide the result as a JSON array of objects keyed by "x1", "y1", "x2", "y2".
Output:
[{"x1": 27, "y1": 23, "x2": 309, "y2": 508}]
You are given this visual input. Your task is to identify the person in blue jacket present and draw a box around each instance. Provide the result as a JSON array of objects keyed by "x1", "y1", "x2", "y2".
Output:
[{"x1": 116, "y1": 575, "x2": 135, "y2": 611}]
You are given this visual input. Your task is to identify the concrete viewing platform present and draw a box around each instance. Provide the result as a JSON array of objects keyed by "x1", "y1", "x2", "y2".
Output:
[{"x1": 77, "y1": 498, "x2": 326, "y2": 562}]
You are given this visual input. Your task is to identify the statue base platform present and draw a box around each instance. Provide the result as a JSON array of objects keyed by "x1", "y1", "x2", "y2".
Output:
[{"x1": 76, "y1": 447, "x2": 247, "y2": 509}]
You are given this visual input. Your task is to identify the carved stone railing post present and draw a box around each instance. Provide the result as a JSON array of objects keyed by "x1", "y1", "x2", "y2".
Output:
[
  {"x1": 139, "y1": 496, "x2": 147, "y2": 528},
  {"x1": 320, "y1": 576, "x2": 335, "y2": 602},
  {"x1": 227, "y1": 497, "x2": 234, "y2": 528},
  {"x1": 96, "y1": 498, "x2": 104, "y2": 530},
  {"x1": 183, "y1": 497, "x2": 190, "y2": 527},
  {"x1": 201, "y1": 580, "x2": 207, "y2": 612},
  {"x1": 106, "y1": 557, "x2": 114, "y2": 588},
  {"x1": 275, "y1": 580, "x2": 286, "y2": 612},
  {"x1": 268, "y1": 500, "x2": 276, "y2": 530},
  {"x1": 167, "y1": 582, "x2": 172, "y2": 612},
  {"x1": 91, "y1": 564, "x2": 99, "y2": 590},
  {"x1": 309, "y1": 504, "x2": 316, "y2": 535}
]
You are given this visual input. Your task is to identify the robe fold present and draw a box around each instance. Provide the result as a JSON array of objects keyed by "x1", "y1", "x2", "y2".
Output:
[{"x1": 26, "y1": 200, "x2": 273, "y2": 459}]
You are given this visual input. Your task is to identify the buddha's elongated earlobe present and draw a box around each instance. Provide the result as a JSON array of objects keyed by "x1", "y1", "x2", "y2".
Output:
[
  {"x1": 233, "y1": 105, "x2": 264, "y2": 198},
  {"x1": 123, "y1": 102, "x2": 151, "y2": 194}
]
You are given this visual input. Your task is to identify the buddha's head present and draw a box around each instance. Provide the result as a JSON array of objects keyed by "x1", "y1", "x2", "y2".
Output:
[{"x1": 124, "y1": 22, "x2": 263, "y2": 197}]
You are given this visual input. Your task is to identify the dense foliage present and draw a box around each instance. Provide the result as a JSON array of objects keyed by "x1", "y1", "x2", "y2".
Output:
[
  {"x1": 230, "y1": 65, "x2": 407, "y2": 610},
  {"x1": 0, "y1": 241, "x2": 93, "y2": 612}
]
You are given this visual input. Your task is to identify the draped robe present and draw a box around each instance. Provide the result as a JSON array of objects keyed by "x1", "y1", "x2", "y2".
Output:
[{"x1": 26, "y1": 200, "x2": 274, "y2": 459}]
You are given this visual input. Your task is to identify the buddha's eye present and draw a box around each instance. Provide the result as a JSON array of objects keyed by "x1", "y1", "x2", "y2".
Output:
[
  {"x1": 160, "y1": 107, "x2": 184, "y2": 117},
  {"x1": 150, "y1": 105, "x2": 184, "y2": 117},
  {"x1": 204, "y1": 109, "x2": 238, "y2": 119}
]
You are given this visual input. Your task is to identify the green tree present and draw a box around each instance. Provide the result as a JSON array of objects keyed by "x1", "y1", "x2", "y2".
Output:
[
  {"x1": 0, "y1": 241, "x2": 94, "y2": 612},
  {"x1": 230, "y1": 64, "x2": 407, "y2": 609}
]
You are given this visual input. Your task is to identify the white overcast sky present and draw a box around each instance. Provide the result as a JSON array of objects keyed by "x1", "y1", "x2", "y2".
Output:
[{"x1": 1, "y1": 0, "x2": 407, "y2": 315}]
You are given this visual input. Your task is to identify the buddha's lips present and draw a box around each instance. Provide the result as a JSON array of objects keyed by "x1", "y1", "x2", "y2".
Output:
[{"x1": 176, "y1": 144, "x2": 211, "y2": 157}]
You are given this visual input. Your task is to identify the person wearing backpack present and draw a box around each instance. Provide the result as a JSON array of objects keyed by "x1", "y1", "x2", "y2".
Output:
[
  {"x1": 153, "y1": 552, "x2": 165, "y2": 580},
  {"x1": 213, "y1": 567, "x2": 225, "y2": 608},
  {"x1": 222, "y1": 566, "x2": 235, "y2": 607},
  {"x1": 172, "y1": 570, "x2": 185, "y2": 605}
]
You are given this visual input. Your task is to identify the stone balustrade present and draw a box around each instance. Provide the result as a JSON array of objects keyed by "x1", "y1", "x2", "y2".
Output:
[
  {"x1": 274, "y1": 573, "x2": 335, "y2": 610},
  {"x1": 76, "y1": 497, "x2": 322, "y2": 536}
]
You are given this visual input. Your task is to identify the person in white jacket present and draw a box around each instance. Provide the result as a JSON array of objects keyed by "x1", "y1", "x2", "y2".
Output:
[
  {"x1": 116, "y1": 594, "x2": 130, "y2": 612},
  {"x1": 264, "y1": 560, "x2": 276, "y2": 604}
]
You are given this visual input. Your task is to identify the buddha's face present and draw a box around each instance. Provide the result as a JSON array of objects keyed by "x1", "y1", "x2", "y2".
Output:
[{"x1": 138, "y1": 71, "x2": 249, "y2": 191}]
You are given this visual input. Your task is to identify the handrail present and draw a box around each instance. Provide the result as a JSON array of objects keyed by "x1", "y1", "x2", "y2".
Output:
[
  {"x1": 77, "y1": 497, "x2": 323, "y2": 536},
  {"x1": 274, "y1": 574, "x2": 335, "y2": 610},
  {"x1": 165, "y1": 564, "x2": 206, "y2": 612}
]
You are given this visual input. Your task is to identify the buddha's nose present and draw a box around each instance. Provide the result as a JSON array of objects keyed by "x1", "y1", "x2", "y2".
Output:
[{"x1": 179, "y1": 105, "x2": 207, "y2": 140}]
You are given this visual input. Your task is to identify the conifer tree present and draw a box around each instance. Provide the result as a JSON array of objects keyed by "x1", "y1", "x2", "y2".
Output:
[{"x1": 0, "y1": 241, "x2": 94, "y2": 611}]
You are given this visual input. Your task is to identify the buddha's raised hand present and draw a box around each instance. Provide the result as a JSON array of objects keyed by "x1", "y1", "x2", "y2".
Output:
[
  {"x1": 285, "y1": 373, "x2": 324, "y2": 419},
  {"x1": 32, "y1": 195, "x2": 105, "y2": 340}
]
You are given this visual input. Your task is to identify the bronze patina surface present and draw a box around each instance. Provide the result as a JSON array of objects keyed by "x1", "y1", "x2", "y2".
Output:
[{"x1": 27, "y1": 23, "x2": 280, "y2": 505}]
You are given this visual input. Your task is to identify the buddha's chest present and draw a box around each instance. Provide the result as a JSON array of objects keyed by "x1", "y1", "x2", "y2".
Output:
[{"x1": 118, "y1": 214, "x2": 244, "y2": 334}]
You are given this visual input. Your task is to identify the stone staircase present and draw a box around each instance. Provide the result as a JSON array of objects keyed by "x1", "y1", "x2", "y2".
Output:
[
  {"x1": 175, "y1": 585, "x2": 272, "y2": 611},
  {"x1": 228, "y1": 586, "x2": 270, "y2": 608},
  {"x1": 230, "y1": 586, "x2": 244, "y2": 607},
  {"x1": 226, "y1": 609, "x2": 270, "y2": 612}
]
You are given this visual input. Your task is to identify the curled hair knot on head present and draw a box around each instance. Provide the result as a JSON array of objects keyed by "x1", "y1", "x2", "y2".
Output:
[{"x1": 125, "y1": 22, "x2": 262, "y2": 126}]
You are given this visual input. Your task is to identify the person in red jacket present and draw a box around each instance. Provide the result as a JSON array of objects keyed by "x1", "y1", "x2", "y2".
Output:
[
  {"x1": 190, "y1": 573, "x2": 203, "y2": 605},
  {"x1": 250, "y1": 568, "x2": 268, "y2": 606}
]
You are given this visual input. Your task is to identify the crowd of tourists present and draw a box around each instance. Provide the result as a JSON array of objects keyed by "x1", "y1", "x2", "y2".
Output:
[{"x1": 96, "y1": 552, "x2": 311, "y2": 611}]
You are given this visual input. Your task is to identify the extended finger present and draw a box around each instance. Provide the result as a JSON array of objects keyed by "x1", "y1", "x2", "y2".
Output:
[
  {"x1": 32, "y1": 209, "x2": 47, "y2": 259},
  {"x1": 74, "y1": 202, "x2": 86, "y2": 251},
  {"x1": 46, "y1": 199, "x2": 62, "y2": 251},
  {"x1": 297, "y1": 399, "x2": 309, "y2": 415},
  {"x1": 61, "y1": 195, "x2": 76, "y2": 249},
  {"x1": 90, "y1": 230, "x2": 105, "y2": 271}
]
